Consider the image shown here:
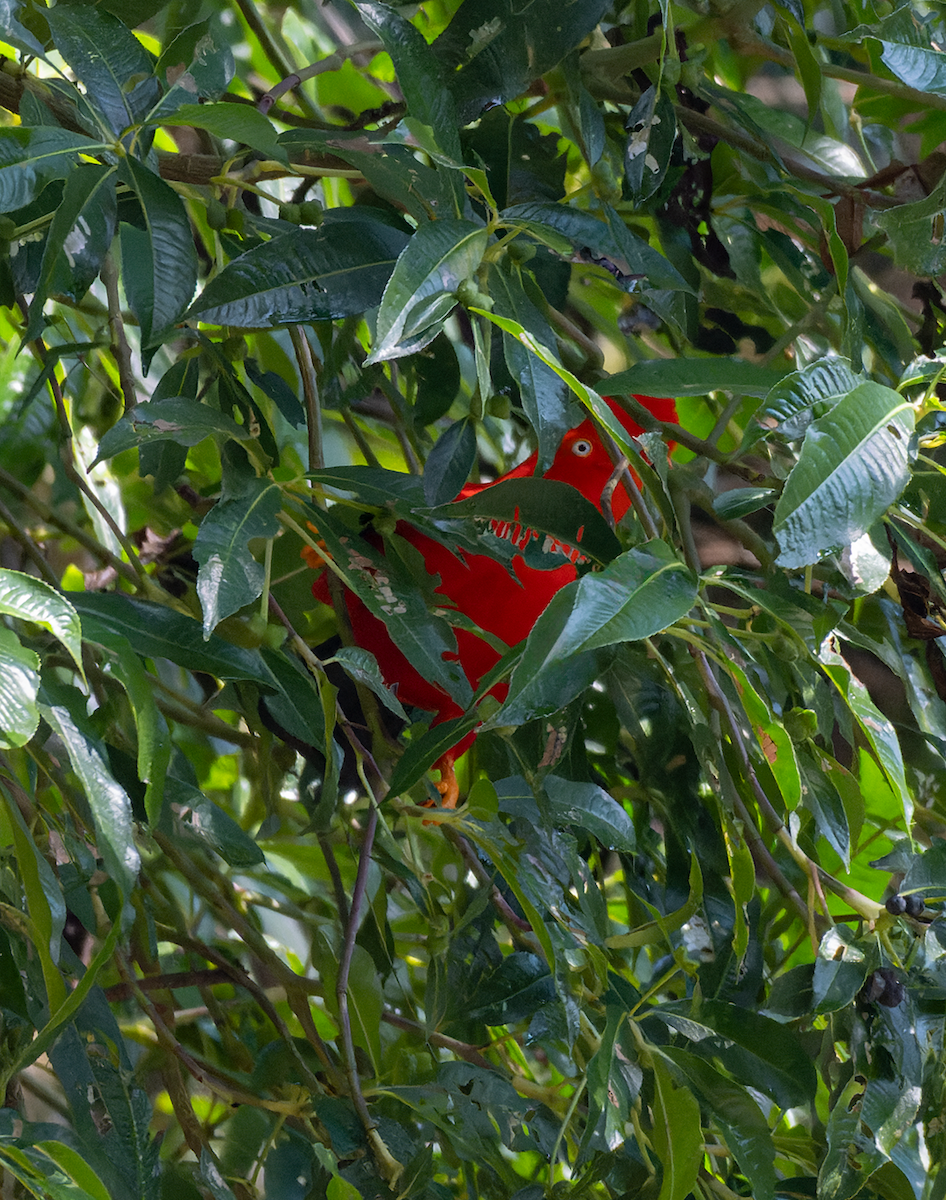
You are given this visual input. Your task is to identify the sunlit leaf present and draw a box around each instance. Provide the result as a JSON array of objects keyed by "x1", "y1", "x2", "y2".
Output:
[
  {"x1": 39, "y1": 687, "x2": 140, "y2": 899},
  {"x1": 651, "y1": 1055, "x2": 703, "y2": 1200},
  {"x1": 0, "y1": 569, "x2": 84, "y2": 679},
  {"x1": 494, "y1": 542, "x2": 696, "y2": 725},
  {"x1": 773, "y1": 382, "x2": 915, "y2": 567},
  {"x1": 44, "y1": 6, "x2": 160, "y2": 137},
  {"x1": 0, "y1": 627, "x2": 40, "y2": 749},
  {"x1": 193, "y1": 478, "x2": 283, "y2": 636},
  {"x1": 367, "y1": 219, "x2": 488, "y2": 362},
  {"x1": 151, "y1": 102, "x2": 284, "y2": 161}
]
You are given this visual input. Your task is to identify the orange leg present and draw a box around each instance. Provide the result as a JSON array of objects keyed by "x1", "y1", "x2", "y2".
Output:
[{"x1": 425, "y1": 752, "x2": 459, "y2": 810}]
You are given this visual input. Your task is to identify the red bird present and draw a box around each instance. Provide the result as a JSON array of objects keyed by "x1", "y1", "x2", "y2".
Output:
[{"x1": 310, "y1": 395, "x2": 677, "y2": 807}]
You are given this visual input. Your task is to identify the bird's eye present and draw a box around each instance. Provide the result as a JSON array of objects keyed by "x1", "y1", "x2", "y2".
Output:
[{"x1": 571, "y1": 439, "x2": 593, "y2": 457}]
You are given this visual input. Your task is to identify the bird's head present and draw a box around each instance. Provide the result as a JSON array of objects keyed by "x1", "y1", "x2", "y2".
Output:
[{"x1": 542, "y1": 395, "x2": 678, "y2": 518}]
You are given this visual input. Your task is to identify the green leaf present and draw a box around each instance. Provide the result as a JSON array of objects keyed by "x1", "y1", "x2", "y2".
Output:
[
  {"x1": 199, "y1": 1150, "x2": 239, "y2": 1200},
  {"x1": 283, "y1": 133, "x2": 458, "y2": 227},
  {"x1": 307, "y1": 464, "x2": 426, "y2": 509},
  {"x1": 801, "y1": 749, "x2": 853, "y2": 867},
  {"x1": 151, "y1": 102, "x2": 284, "y2": 161},
  {"x1": 543, "y1": 775, "x2": 635, "y2": 851},
  {"x1": 0, "y1": 127, "x2": 103, "y2": 210},
  {"x1": 713, "y1": 487, "x2": 778, "y2": 519},
  {"x1": 0, "y1": 626, "x2": 40, "y2": 749},
  {"x1": 501, "y1": 201, "x2": 691, "y2": 293},
  {"x1": 650, "y1": 998, "x2": 817, "y2": 1109},
  {"x1": 193, "y1": 478, "x2": 283, "y2": 636},
  {"x1": 581, "y1": 1004, "x2": 639, "y2": 1155},
  {"x1": 624, "y1": 86, "x2": 677, "y2": 204},
  {"x1": 812, "y1": 925, "x2": 875, "y2": 1014},
  {"x1": 660, "y1": 1048, "x2": 775, "y2": 1200},
  {"x1": 25, "y1": 162, "x2": 117, "y2": 341},
  {"x1": 93, "y1": 398, "x2": 253, "y2": 463},
  {"x1": 44, "y1": 6, "x2": 160, "y2": 137},
  {"x1": 119, "y1": 157, "x2": 198, "y2": 345},
  {"x1": 79, "y1": 1054, "x2": 159, "y2": 1200},
  {"x1": 704, "y1": 82, "x2": 864, "y2": 177},
  {"x1": 606, "y1": 356, "x2": 788, "y2": 398},
  {"x1": 304, "y1": 502, "x2": 472, "y2": 708},
  {"x1": 490, "y1": 263, "x2": 571, "y2": 469},
  {"x1": 33, "y1": 1142, "x2": 112, "y2": 1200},
  {"x1": 875, "y1": 178, "x2": 946, "y2": 277},
  {"x1": 97, "y1": 634, "x2": 169, "y2": 825},
  {"x1": 773, "y1": 381, "x2": 915, "y2": 568},
  {"x1": 258, "y1": 646, "x2": 327, "y2": 754},
  {"x1": 386, "y1": 713, "x2": 480, "y2": 798},
  {"x1": 186, "y1": 215, "x2": 408, "y2": 326},
  {"x1": 871, "y1": 7, "x2": 946, "y2": 96},
  {"x1": 467, "y1": 951, "x2": 554, "y2": 1024},
  {"x1": 0, "y1": 569, "x2": 84, "y2": 680},
  {"x1": 758, "y1": 356, "x2": 862, "y2": 440},
  {"x1": 650, "y1": 1055, "x2": 703, "y2": 1200},
  {"x1": 0, "y1": 0, "x2": 45, "y2": 55},
  {"x1": 901, "y1": 835, "x2": 946, "y2": 897},
  {"x1": 154, "y1": 19, "x2": 235, "y2": 105},
  {"x1": 431, "y1": 0, "x2": 611, "y2": 124},
  {"x1": 39, "y1": 690, "x2": 140, "y2": 899},
  {"x1": 432, "y1": 476, "x2": 623, "y2": 568},
  {"x1": 366, "y1": 219, "x2": 488, "y2": 363},
  {"x1": 159, "y1": 778, "x2": 264, "y2": 868},
  {"x1": 819, "y1": 1078, "x2": 888, "y2": 1200},
  {"x1": 0, "y1": 778, "x2": 68, "y2": 1012},
  {"x1": 494, "y1": 543, "x2": 697, "y2": 726},
  {"x1": 356, "y1": 1, "x2": 462, "y2": 165},
  {"x1": 423, "y1": 417, "x2": 477, "y2": 506},
  {"x1": 72, "y1": 593, "x2": 279, "y2": 688},
  {"x1": 328, "y1": 646, "x2": 408, "y2": 720}
]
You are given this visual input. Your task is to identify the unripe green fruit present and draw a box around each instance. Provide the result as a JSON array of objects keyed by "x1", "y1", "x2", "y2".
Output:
[
  {"x1": 298, "y1": 199, "x2": 324, "y2": 226},
  {"x1": 455, "y1": 278, "x2": 481, "y2": 307},
  {"x1": 278, "y1": 202, "x2": 302, "y2": 224},
  {"x1": 0, "y1": 216, "x2": 16, "y2": 243},
  {"x1": 770, "y1": 631, "x2": 801, "y2": 661},
  {"x1": 507, "y1": 239, "x2": 536, "y2": 264},
  {"x1": 487, "y1": 394, "x2": 511, "y2": 419},
  {"x1": 783, "y1": 707, "x2": 818, "y2": 743}
]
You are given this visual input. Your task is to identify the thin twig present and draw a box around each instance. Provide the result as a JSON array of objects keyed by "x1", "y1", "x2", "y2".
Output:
[
  {"x1": 100, "y1": 251, "x2": 138, "y2": 411},
  {"x1": 319, "y1": 834, "x2": 351, "y2": 927},
  {"x1": 258, "y1": 42, "x2": 383, "y2": 114},
  {"x1": 335, "y1": 803, "x2": 403, "y2": 1185},
  {"x1": 692, "y1": 648, "x2": 882, "y2": 927},
  {"x1": 382, "y1": 1012, "x2": 494, "y2": 1070},
  {"x1": 36, "y1": 345, "x2": 151, "y2": 588},
  {"x1": 0, "y1": 495, "x2": 59, "y2": 584},
  {"x1": 0, "y1": 463, "x2": 139, "y2": 586},
  {"x1": 290, "y1": 325, "x2": 323, "y2": 473},
  {"x1": 231, "y1": 0, "x2": 321, "y2": 123}
]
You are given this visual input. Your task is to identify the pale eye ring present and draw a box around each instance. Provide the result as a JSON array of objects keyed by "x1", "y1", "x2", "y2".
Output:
[{"x1": 571, "y1": 439, "x2": 594, "y2": 457}]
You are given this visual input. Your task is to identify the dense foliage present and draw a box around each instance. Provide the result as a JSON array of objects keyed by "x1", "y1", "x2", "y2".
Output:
[{"x1": 2, "y1": 0, "x2": 946, "y2": 1196}]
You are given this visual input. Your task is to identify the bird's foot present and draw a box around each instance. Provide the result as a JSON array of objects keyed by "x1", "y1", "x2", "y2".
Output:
[
  {"x1": 435, "y1": 768, "x2": 460, "y2": 810},
  {"x1": 420, "y1": 754, "x2": 459, "y2": 812},
  {"x1": 301, "y1": 528, "x2": 329, "y2": 569}
]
